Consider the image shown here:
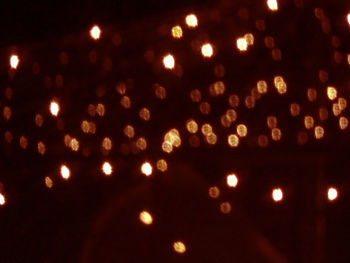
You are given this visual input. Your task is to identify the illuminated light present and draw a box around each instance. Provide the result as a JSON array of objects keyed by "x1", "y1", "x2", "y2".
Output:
[
  {"x1": 220, "y1": 114, "x2": 232, "y2": 128},
  {"x1": 154, "y1": 84, "x2": 167, "y2": 99},
  {"x1": 19, "y1": 136, "x2": 28, "y2": 149},
  {"x1": 156, "y1": 159, "x2": 168, "y2": 172},
  {"x1": 136, "y1": 137, "x2": 147, "y2": 150},
  {"x1": 307, "y1": 88, "x2": 317, "y2": 102},
  {"x1": 228, "y1": 94, "x2": 240, "y2": 107},
  {"x1": 139, "y1": 107, "x2": 151, "y2": 121},
  {"x1": 120, "y1": 96, "x2": 131, "y2": 109},
  {"x1": 163, "y1": 54, "x2": 175, "y2": 69},
  {"x1": 199, "y1": 102, "x2": 211, "y2": 115},
  {"x1": 227, "y1": 174, "x2": 238, "y2": 188},
  {"x1": 236, "y1": 38, "x2": 248, "y2": 51},
  {"x1": 201, "y1": 43, "x2": 214, "y2": 58},
  {"x1": 332, "y1": 103, "x2": 342, "y2": 117},
  {"x1": 173, "y1": 241, "x2": 186, "y2": 254},
  {"x1": 171, "y1": 25, "x2": 183, "y2": 38},
  {"x1": 201, "y1": 123, "x2": 213, "y2": 136},
  {"x1": 272, "y1": 188, "x2": 283, "y2": 202},
  {"x1": 347, "y1": 13, "x2": 350, "y2": 26},
  {"x1": 0, "y1": 193, "x2": 6, "y2": 206},
  {"x1": 209, "y1": 81, "x2": 226, "y2": 96},
  {"x1": 304, "y1": 115, "x2": 315, "y2": 129},
  {"x1": 264, "y1": 36, "x2": 275, "y2": 49},
  {"x1": 60, "y1": 165, "x2": 70, "y2": 180},
  {"x1": 271, "y1": 128, "x2": 282, "y2": 141},
  {"x1": 96, "y1": 103, "x2": 106, "y2": 116},
  {"x1": 327, "y1": 86, "x2": 337, "y2": 100},
  {"x1": 244, "y1": 33, "x2": 254, "y2": 45},
  {"x1": 3, "y1": 106, "x2": 11, "y2": 121},
  {"x1": 220, "y1": 202, "x2": 232, "y2": 214},
  {"x1": 102, "y1": 137, "x2": 112, "y2": 150},
  {"x1": 314, "y1": 126, "x2": 325, "y2": 139},
  {"x1": 185, "y1": 14, "x2": 198, "y2": 28},
  {"x1": 139, "y1": 211, "x2": 153, "y2": 225},
  {"x1": 186, "y1": 119, "x2": 198, "y2": 134},
  {"x1": 205, "y1": 132, "x2": 217, "y2": 145},
  {"x1": 162, "y1": 141, "x2": 173, "y2": 153},
  {"x1": 45, "y1": 176, "x2": 53, "y2": 189},
  {"x1": 37, "y1": 141, "x2": 46, "y2": 155},
  {"x1": 102, "y1": 162, "x2": 113, "y2": 176},
  {"x1": 228, "y1": 134, "x2": 240, "y2": 147},
  {"x1": 50, "y1": 101, "x2": 60, "y2": 116},
  {"x1": 123, "y1": 125, "x2": 135, "y2": 138},
  {"x1": 257, "y1": 80, "x2": 268, "y2": 94},
  {"x1": 209, "y1": 186, "x2": 220, "y2": 198},
  {"x1": 338, "y1": 97, "x2": 347, "y2": 111},
  {"x1": 70, "y1": 138, "x2": 79, "y2": 151},
  {"x1": 267, "y1": 0, "x2": 278, "y2": 11},
  {"x1": 258, "y1": 134, "x2": 269, "y2": 148},
  {"x1": 10, "y1": 55, "x2": 19, "y2": 69},
  {"x1": 290, "y1": 103, "x2": 300, "y2": 117},
  {"x1": 190, "y1": 89, "x2": 202, "y2": 102},
  {"x1": 267, "y1": 116, "x2": 278, "y2": 129},
  {"x1": 236, "y1": 124, "x2": 248, "y2": 137},
  {"x1": 328, "y1": 187, "x2": 338, "y2": 201},
  {"x1": 245, "y1": 96, "x2": 255, "y2": 109},
  {"x1": 90, "y1": 25, "x2": 101, "y2": 40},
  {"x1": 319, "y1": 108, "x2": 329, "y2": 121},
  {"x1": 141, "y1": 162, "x2": 153, "y2": 176},
  {"x1": 339, "y1": 116, "x2": 349, "y2": 130}
]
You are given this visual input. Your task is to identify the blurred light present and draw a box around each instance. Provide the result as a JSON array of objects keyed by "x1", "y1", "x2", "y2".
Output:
[
  {"x1": 0, "y1": 193, "x2": 5, "y2": 206},
  {"x1": 185, "y1": 14, "x2": 198, "y2": 28},
  {"x1": 272, "y1": 188, "x2": 283, "y2": 202},
  {"x1": 173, "y1": 241, "x2": 186, "y2": 253},
  {"x1": 267, "y1": 0, "x2": 278, "y2": 11},
  {"x1": 141, "y1": 162, "x2": 153, "y2": 176},
  {"x1": 156, "y1": 159, "x2": 168, "y2": 172},
  {"x1": 50, "y1": 101, "x2": 60, "y2": 116},
  {"x1": 139, "y1": 211, "x2": 153, "y2": 225},
  {"x1": 45, "y1": 176, "x2": 53, "y2": 188},
  {"x1": 10, "y1": 55, "x2": 19, "y2": 69},
  {"x1": 163, "y1": 54, "x2": 175, "y2": 69},
  {"x1": 90, "y1": 25, "x2": 101, "y2": 40},
  {"x1": 209, "y1": 186, "x2": 220, "y2": 198},
  {"x1": 228, "y1": 134, "x2": 239, "y2": 147},
  {"x1": 220, "y1": 202, "x2": 231, "y2": 214},
  {"x1": 314, "y1": 126, "x2": 324, "y2": 139},
  {"x1": 60, "y1": 165, "x2": 70, "y2": 180},
  {"x1": 327, "y1": 86, "x2": 337, "y2": 100},
  {"x1": 201, "y1": 43, "x2": 213, "y2": 58},
  {"x1": 227, "y1": 174, "x2": 238, "y2": 187},
  {"x1": 236, "y1": 124, "x2": 248, "y2": 137},
  {"x1": 236, "y1": 38, "x2": 248, "y2": 51},
  {"x1": 186, "y1": 119, "x2": 198, "y2": 133},
  {"x1": 102, "y1": 162, "x2": 112, "y2": 176},
  {"x1": 339, "y1": 116, "x2": 349, "y2": 130},
  {"x1": 328, "y1": 187, "x2": 338, "y2": 201},
  {"x1": 171, "y1": 25, "x2": 183, "y2": 38}
]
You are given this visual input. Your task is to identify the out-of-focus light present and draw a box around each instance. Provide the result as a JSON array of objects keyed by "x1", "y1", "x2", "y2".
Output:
[
  {"x1": 10, "y1": 55, "x2": 19, "y2": 69},
  {"x1": 102, "y1": 162, "x2": 112, "y2": 176},
  {"x1": 139, "y1": 211, "x2": 153, "y2": 225},
  {"x1": 90, "y1": 25, "x2": 101, "y2": 40},
  {"x1": 267, "y1": 0, "x2": 278, "y2": 11},
  {"x1": 226, "y1": 174, "x2": 238, "y2": 187},
  {"x1": 163, "y1": 54, "x2": 175, "y2": 69},
  {"x1": 236, "y1": 38, "x2": 248, "y2": 51},
  {"x1": 201, "y1": 43, "x2": 213, "y2": 58},
  {"x1": 50, "y1": 101, "x2": 60, "y2": 116},
  {"x1": 327, "y1": 86, "x2": 337, "y2": 100},
  {"x1": 173, "y1": 241, "x2": 186, "y2": 254},
  {"x1": 171, "y1": 25, "x2": 183, "y2": 38},
  {"x1": 0, "y1": 193, "x2": 6, "y2": 205},
  {"x1": 272, "y1": 188, "x2": 283, "y2": 202},
  {"x1": 141, "y1": 162, "x2": 153, "y2": 176},
  {"x1": 60, "y1": 165, "x2": 70, "y2": 180},
  {"x1": 328, "y1": 187, "x2": 338, "y2": 201},
  {"x1": 185, "y1": 14, "x2": 198, "y2": 28}
]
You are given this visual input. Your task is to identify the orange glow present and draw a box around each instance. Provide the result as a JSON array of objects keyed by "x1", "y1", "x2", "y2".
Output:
[
  {"x1": 201, "y1": 43, "x2": 213, "y2": 57},
  {"x1": 139, "y1": 211, "x2": 153, "y2": 225},
  {"x1": 327, "y1": 86, "x2": 337, "y2": 100},
  {"x1": 50, "y1": 101, "x2": 60, "y2": 116},
  {"x1": 267, "y1": 0, "x2": 278, "y2": 11},
  {"x1": 163, "y1": 54, "x2": 175, "y2": 69},
  {"x1": 171, "y1": 25, "x2": 183, "y2": 38},
  {"x1": 272, "y1": 188, "x2": 283, "y2": 202},
  {"x1": 185, "y1": 14, "x2": 198, "y2": 28},
  {"x1": 60, "y1": 165, "x2": 70, "y2": 180},
  {"x1": 10, "y1": 55, "x2": 19, "y2": 69},
  {"x1": 236, "y1": 38, "x2": 248, "y2": 51},
  {"x1": 102, "y1": 162, "x2": 112, "y2": 176},
  {"x1": 90, "y1": 25, "x2": 101, "y2": 40},
  {"x1": 328, "y1": 187, "x2": 338, "y2": 201},
  {"x1": 141, "y1": 162, "x2": 153, "y2": 176},
  {"x1": 173, "y1": 241, "x2": 186, "y2": 253},
  {"x1": 0, "y1": 193, "x2": 5, "y2": 205},
  {"x1": 226, "y1": 174, "x2": 238, "y2": 187}
]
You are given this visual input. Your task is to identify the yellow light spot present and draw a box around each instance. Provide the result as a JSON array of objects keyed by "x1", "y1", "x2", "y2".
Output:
[
  {"x1": 272, "y1": 188, "x2": 283, "y2": 202},
  {"x1": 236, "y1": 124, "x2": 248, "y2": 137},
  {"x1": 201, "y1": 43, "x2": 213, "y2": 58},
  {"x1": 228, "y1": 134, "x2": 239, "y2": 147},
  {"x1": 136, "y1": 137, "x2": 147, "y2": 151},
  {"x1": 45, "y1": 176, "x2": 53, "y2": 189},
  {"x1": 102, "y1": 162, "x2": 113, "y2": 176},
  {"x1": 327, "y1": 86, "x2": 337, "y2": 100},
  {"x1": 257, "y1": 80, "x2": 268, "y2": 94},
  {"x1": 163, "y1": 54, "x2": 175, "y2": 69},
  {"x1": 271, "y1": 128, "x2": 282, "y2": 141},
  {"x1": 307, "y1": 88, "x2": 317, "y2": 102},
  {"x1": 173, "y1": 241, "x2": 186, "y2": 253},
  {"x1": 60, "y1": 165, "x2": 70, "y2": 180},
  {"x1": 123, "y1": 125, "x2": 135, "y2": 138},
  {"x1": 10, "y1": 55, "x2": 19, "y2": 69},
  {"x1": 139, "y1": 211, "x2": 153, "y2": 225},
  {"x1": 220, "y1": 202, "x2": 231, "y2": 214},
  {"x1": 290, "y1": 103, "x2": 300, "y2": 117},
  {"x1": 96, "y1": 103, "x2": 106, "y2": 116},
  {"x1": 328, "y1": 187, "x2": 338, "y2": 201},
  {"x1": 244, "y1": 33, "x2": 254, "y2": 45},
  {"x1": 102, "y1": 137, "x2": 112, "y2": 150},
  {"x1": 236, "y1": 38, "x2": 248, "y2": 51},
  {"x1": 228, "y1": 94, "x2": 240, "y2": 107},
  {"x1": 304, "y1": 115, "x2": 314, "y2": 129},
  {"x1": 35, "y1": 114, "x2": 44, "y2": 127},
  {"x1": 90, "y1": 25, "x2": 101, "y2": 40},
  {"x1": 209, "y1": 186, "x2": 220, "y2": 198},
  {"x1": 190, "y1": 89, "x2": 201, "y2": 102},
  {"x1": 154, "y1": 84, "x2": 167, "y2": 99},
  {"x1": 267, "y1": 116, "x2": 277, "y2": 129},
  {"x1": 120, "y1": 96, "x2": 131, "y2": 109},
  {"x1": 314, "y1": 126, "x2": 324, "y2": 139},
  {"x1": 186, "y1": 119, "x2": 198, "y2": 134},
  {"x1": 50, "y1": 101, "x2": 60, "y2": 116},
  {"x1": 19, "y1": 136, "x2": 28, "y2": 149},
  {"x1": 141, "y1": 162, "x2": 153, "y2": 176},
  {"x1": 37, "y1": 141, "x2": 46, "y2": 155},
  {"x1": 171, "y1": 25, "x2": 183, "y2": 38},
  {"x1": 70, "y1": 138, "x2": 79, "y2": 151},
  {"x1": 339, "y1": 116, "x2": 348, "y2": 130},
  {"x1": 0, "y1": 193, "x2": 6, "y2": 206},
  {"x1": 267, "y1": 0, "x2": 278, "y2": 11},
  {"x1": 185, "y1": 14, "x2": 198, "y2": 28},
  {"x1": 227, "y1": 174, "x2": 238, "y2": 187},
  {"x1": 139, "y1": 107, "x2": 150, "y2": 121},
  {"x1": 156, "y1": 159, "x2": 168, "y2": 172}
]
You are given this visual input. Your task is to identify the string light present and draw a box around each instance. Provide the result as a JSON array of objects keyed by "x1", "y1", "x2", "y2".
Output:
[
  {"x1": 10, "y1": 55, "x2": 19, "y2": 69},
  {"x1": 90, "y1": 25, "x2": 101, "y2": 40}
]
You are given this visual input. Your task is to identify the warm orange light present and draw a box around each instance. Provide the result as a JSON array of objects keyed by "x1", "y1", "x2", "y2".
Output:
[
  {"x1": 10, "y1": 55, "x2": 19, "y2": 69},
  {"x1": 272, "y1": 188, "x2": 283, "y2": 202},
  {"x1": 0, "y1": 193, "x2": 5, "y2": 205},
  {"x1": 173, "y1": 241, "x2": 186, "y2": 254},
  {"x1": 328, "y1": 187, "x2": 338, "y2": 201},
  {"x1": 102, "y1": 162, "x2": 112, "y2": 176},
  {"x1": 139, "y1": 210, "x2": 153, "y2": 225},
  {"x1": 60, "y1": 165, "x2": 70, "y2": 180},
  {"x1": 163, "y1": 54, "x2": 175, "y2": 69},
  {"x1": 236, "y1": 38, "x2": 248, "y2": 51},
  {"x1": 267, "y1": 0, "x2": 278, "y2": 11},
  {"x1": 201, "y1": 43, "x2": 213, "y2": 57},
  {"x1": 50, "y1": 101, "x2": 60, "y2": 116},
  {"x1": 185, "y1": 14, "x2": 198, "y2": 28},
  {"x1": 141, "y1": 162, "x2": 153, "y2": 176},
  {"x1": 90, "y1": 25, "x2": 101, "y2": 40},
  {"x1": 226, "y1": 174, "x2": 238, "y2": 187}
]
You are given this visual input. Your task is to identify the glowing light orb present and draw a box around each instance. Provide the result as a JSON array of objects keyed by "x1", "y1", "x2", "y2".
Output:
[
  {"x1": 0, "y1": 193, "x2": 5, "y2": 205},
  {"x1": 102, "y1": 162, "x2": 112, "y2": 176},
  {"x1": 139, "y1": 211, "x2": 153, "y2": 225},
  {"x1": 163, "y1": 54, "x2": 175, "y2": 69},
  {"x1": 201, "y1": 43, "x2": 213, "y2": 57},
  {"x1": 90, "y1": 25, "x2": 101, "y2": 40},
  {"x1": 267, "y1": 0, "x2": 278, "y2": 11},
  {"x1": 50, "y1": 101, "x2": 60, "y2": 116},
  {"x1": 173, "y1": 241, "x2": 186, "y2": 253},
  {"x1": 272, "y1": 188, "x2": 283, "y2": 202},
  {"x1": 236, "y1": 38, "x2": 248, "y2": 51},
  {"x1": 226, "y1": 174, "x2": 238, "y2": 187},
  {"x1": 10, "y1": 55, "x2": 19, "y2": 69},
  {"x1": 328, "y1": 187, "x2": 338, "y2": 201},
  {"x1": 185, "y1": 14, "x2": 198, "y2": 28},
  {"x1": 60, "y1": 165, "x2": 70, "y2": 180},
  {"x1": 141, "y1": 162, "x2": 153, "y2": 176}
]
